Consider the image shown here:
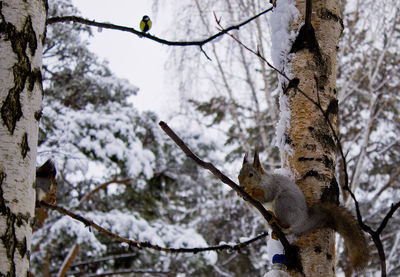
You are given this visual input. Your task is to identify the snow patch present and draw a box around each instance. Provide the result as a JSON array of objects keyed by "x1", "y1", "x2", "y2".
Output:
[
  {"x1": 270, "y1": 0, "x2": 300, "y2": 165},
  {"x1": 269, "y1": 0, "x2": 300, "y2": 76}
]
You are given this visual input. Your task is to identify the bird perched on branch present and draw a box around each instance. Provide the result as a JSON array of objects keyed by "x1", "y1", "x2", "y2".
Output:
[{"x1": 140, "y1": 15, "x2": 152, "y2": 33}]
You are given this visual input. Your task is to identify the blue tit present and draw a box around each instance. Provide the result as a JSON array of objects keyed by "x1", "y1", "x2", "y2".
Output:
[{"x1": 140, "y1": 15, "x2": 152, "y2": 33}]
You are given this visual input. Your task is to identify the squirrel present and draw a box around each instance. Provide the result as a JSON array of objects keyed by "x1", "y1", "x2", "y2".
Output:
[
  {"x1": 34, "y1": 159, "x2": 57, "y2": 229},
  {"x1": 36, "y1": 159, "x2": 57, "y2": 205},
  {"x1": 238, "y1": 152, "x2": 369, "y2": 271}
]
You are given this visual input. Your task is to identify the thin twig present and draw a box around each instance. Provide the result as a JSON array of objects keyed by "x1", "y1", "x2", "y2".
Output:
[
  {"x1": 78, "y1": 178, "x2": 131, "y2": 206},
  {"x1": 376, "y1": 202, "x2": 400, "y2": 235},
  {"x1": 57, "y1": 243, "x2": 79, "y2": 277},
  {"x1": 305, "y1": 0, "x2": 312, "y2": 30},
  {"x1": 81, "y1": 269, "x2": 173, "y2": 277}
]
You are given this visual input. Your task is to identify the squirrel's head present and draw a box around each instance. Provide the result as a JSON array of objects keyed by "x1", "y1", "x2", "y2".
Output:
[{"x1": 238, "y1": 151, "x2": 265, "y2": 188}]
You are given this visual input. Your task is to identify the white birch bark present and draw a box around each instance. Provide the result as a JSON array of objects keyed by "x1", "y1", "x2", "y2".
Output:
[
  {"x1": 271, "y1": 0, "x2": 342, "y2": 275},
  {"x1": 0, "y1": 0, "x2": 46, "y2": 275}
]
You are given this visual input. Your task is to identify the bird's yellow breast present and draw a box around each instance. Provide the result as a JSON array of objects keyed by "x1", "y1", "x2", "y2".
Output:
[{"x1": 140, "y1": 20, "x2": 152, "y2": 32}]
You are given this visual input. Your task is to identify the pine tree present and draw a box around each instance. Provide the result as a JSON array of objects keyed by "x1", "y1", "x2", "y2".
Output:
[{"x1": 31, "y1": 1, "x2": 224, "y2": 276}]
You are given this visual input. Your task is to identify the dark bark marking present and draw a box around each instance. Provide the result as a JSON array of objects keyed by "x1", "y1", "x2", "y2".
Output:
[
  {"x1": 298, "y1": 155, "x2": 334, "y2": 169},
  {"x1": 0, "y1": 172, "x2": 6, "y2": 211},
  {"x1": 27, "y1": 67, "x2": 42, "y2": 92},
  {"x1": 314, "y1": 74, "x2": 328, "y2": 91},
  {"x1": 309, "y1": 125, "x2": 336, "y2": 151},
  {"x1": 290, "y1": 24, "x2": 320, "y2": 55},
  {"x1": 323, "y1": 154, "x2": 334, "y2": 169},
  {"x1": 316, "y1": 133, "x2": 336, "y2": 150},
  {"x1": 2, "y1": 214, "x2": 17, "y2": 276},
  {"x1": 284, "y1": 133, "x2": 293, "y2": 146},
  {"x1": 17, "y1": 237, "x2": 27, "y2": 258},
  {"x1": 321, "y1": 177, "x2": 339, "y2": 204},
  {"x1": 326, "y1": 99, "x2": 338, "y2": 116},
  {"x1": 0, "y1": 12, "x2": 38, "y2": 134},
  {"x1": 303, "y1": 170, "x2": 321, "y2": 180},
  {"x1": 298, "y1": 157, "x2": 315, "y2": 162},
  {"x1": 0, "y1": 172, "x2": 32, "y2": 275},
  {"x1": 304, "y1": 143, "x2": 316, "y2": 151},
  {"x1": 318, "y1": 8, "x2": 344, "y2": 31},
  {"x1": 20, "y1": 133, "x2": 30, "y2": 158},
  {"x1": 34, "y1": 109, "x2": 42, "y2": 121},
  {"x1": 283, "y1": 78, "x2": 300, "y2": 95}
]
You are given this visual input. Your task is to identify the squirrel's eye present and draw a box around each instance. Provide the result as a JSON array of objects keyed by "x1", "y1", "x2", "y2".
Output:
[{"x1": 248, "y1": 173, "x2": 253, "y2": 178}]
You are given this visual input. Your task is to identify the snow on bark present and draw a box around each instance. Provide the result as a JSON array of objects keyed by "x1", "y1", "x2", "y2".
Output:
[
  {"x1": 270, "y1": 0, "x2": 343, "y2": 275},
  {"x1": 0, "y1": 0, "x2": 46, "y2": 275},
  {"x1": 270, "y1": 0, "x2": 301, "y2": 170}
]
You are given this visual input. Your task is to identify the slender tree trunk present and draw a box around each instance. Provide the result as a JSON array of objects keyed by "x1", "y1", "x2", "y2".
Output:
[
  {"x1": 0, "y1": 0, "x2": 46, "y2": 275},
  {"x1": 271, "y1": 0, "x2": 343, "y2": 275}
]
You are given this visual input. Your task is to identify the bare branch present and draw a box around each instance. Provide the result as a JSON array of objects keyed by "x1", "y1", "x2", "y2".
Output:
[
  {"x1": 81, "y1": 269, "x2": 174, "y2": 277},
  {"x1": 78, "y1": 178, "x2": 131, "y2": 206},
  {"x1": 57, "y1": 243, "x2": 79, "y2": 277},
  {"x1": 305, "y1": 0, "x2": 313, "y2": 30},
  {"x1": 46, "y1": 7, "x2": 273, "y2": 49},
  {"x1": 39, "y1": 200, "x2": 267, "y2": 254},
  {"x1": 377, "y1": 202, "x2": 400, "y2": 235},
  {"x1": 158, "y1": 121, "x2": 302, "y2": 271}
]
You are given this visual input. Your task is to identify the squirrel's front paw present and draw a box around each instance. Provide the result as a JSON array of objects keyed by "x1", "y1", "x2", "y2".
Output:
[{"x1": 246, "y1": 188, "x2": 264, "y2": 200}]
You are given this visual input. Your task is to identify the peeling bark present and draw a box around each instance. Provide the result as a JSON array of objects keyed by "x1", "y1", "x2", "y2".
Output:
[{"x1": 0, "y1": 0, "x2": 47, "y2": 275}]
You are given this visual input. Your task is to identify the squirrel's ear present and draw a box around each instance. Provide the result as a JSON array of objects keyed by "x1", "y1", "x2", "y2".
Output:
[
  {"x1": 242, "y1": 152, "x2": 249, "y2": 165},
  {"x1": 253, "y1": 151, "x2": 265, "y2": 174}
]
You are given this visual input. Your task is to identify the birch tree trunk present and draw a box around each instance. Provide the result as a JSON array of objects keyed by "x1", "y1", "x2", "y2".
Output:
[
  {"x1": 0, "y1": 0, "x2": 46, "y2": 275},
  {"x1": 271, "y1": 0, "x2": 343, "y2": 275}
]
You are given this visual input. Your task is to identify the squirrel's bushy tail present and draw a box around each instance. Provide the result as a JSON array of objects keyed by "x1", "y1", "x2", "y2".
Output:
[
  {"x1": 291, "y1": 202, "x2": 369, "y2": 270},
  {"x1": 317, "y1": 202, "x2": 369, "y2": 270}
]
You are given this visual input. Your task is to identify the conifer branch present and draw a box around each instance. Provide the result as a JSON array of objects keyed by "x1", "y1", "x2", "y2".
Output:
[{"x1": 39, "y1": 201, "x2": 268, "y2": 254}]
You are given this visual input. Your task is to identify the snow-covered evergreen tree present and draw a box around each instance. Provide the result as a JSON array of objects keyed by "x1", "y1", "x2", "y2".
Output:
[
  {"x1": 28, "y1": 0, "x2": 400, "y2": 275},
  {"x1": 31, "y1": 1, "x2": 233, "y2": 276}
]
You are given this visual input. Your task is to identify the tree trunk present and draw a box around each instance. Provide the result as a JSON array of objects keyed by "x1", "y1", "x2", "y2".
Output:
[
  {"x1": 271, "y1": 0, "x2": 343, "y2": 275},
  {"x1": 0, "y1": 0, "x2": 46, "y2": 275}
]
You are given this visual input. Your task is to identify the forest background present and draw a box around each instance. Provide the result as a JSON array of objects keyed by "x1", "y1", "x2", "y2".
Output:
[{"x1": 29, "y1": 0, "x2": 400, "y2": 276}]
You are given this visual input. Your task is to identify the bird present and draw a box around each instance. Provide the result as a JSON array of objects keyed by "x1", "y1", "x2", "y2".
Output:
[{"x1": 139, "y1": 15, "x2": 152, "y2": 33}]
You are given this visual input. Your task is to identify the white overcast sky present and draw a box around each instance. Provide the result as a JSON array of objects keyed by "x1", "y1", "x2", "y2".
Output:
[{"x1": 71, "y1": 0, "x2": 175, "y2": 115}]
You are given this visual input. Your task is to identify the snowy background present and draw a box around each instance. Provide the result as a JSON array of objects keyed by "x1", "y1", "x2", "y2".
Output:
[{"x1": 30, "y1": 0, "x2": 400, "y2": 276}]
